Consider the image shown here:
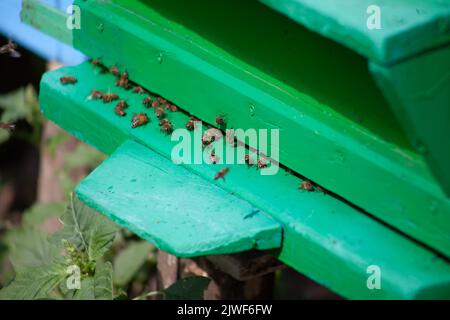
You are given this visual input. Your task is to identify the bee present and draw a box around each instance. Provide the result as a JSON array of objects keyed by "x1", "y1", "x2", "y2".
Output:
[
  {"x1": 167, "y1": 104, "x2": 178, "y2": 112},
  {"x1": 209, "y1": 151, "x2": 219, "y2": 164},
  {"x1": 88, "y1": 89, "x2": 103, "y2": 100},
  {"x1": 214, "y1": 167, "x2": 229, "y2": 181},
  {"x1": 0, "y1": 40, "x2": 21, "y2": 58},
  {"x1": 257, "y1": 158, "x2": 268, "y2": 169},
  {"x1": 91, "y1": 58, "x2": 102, "y2": 66},
  {"x1": 299, "y1": 180, "x2": 314, "y2": 192},
  {"x1": 131, "y1": 113, "x2": 149, "y2": 128},
  {"x1": 202, "y1": 131, "x2": 215, "y2": 147},
  {"x1": 215, "y1": 114, "x2": 226, "y2": 126},
  {"x1": 114, "y1": 100, "x2": 128, "y2": 116},
  {"x1": 154, "y1": 106, "x2": 166, "y2": 119},
  {"x1": 109, "y1": 65, "x2": 120, "y2": 76},
  {"x1": 244, "y1": 154, "x2": 254, "y2": 166},
  {"x1": 102, "y1": 93, "x2": 119, "y2": 103},
  {"x1": 159, "y1": 119, "x2": 173, "y2": 134},
  {"x1": 133, "y1": 86, "x2": 146, "y2": 94},
  {"x1": 116, "y1": 72, "x2": 129, "y2": 89},
  {"x1": 0, "y1": 122, "x2": 16, "y2": 131},
  {"x1": 143, "y1": 97, "x2": 153, "y2": 108},
  {"x1": 186, "y1": 117, "x2": 197, "y2": 131},
  {"x1": 60, "y1": 76, "x2": 77, "y2": 85}
]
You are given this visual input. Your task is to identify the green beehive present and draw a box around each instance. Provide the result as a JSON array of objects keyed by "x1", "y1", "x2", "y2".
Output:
[{"x1": 23, "y1": 0, "x2": 450, "y2": 299}]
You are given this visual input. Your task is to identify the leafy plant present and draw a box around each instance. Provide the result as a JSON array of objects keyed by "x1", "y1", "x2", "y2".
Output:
[{"x1": 0, "y1": 194, "x2": 210, "y2": 300}]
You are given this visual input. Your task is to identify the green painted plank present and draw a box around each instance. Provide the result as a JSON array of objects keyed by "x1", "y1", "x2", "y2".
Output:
[
  {"x1": 20, "y1": 0, "x2": 73, "y2": 46},
  {"x1": 76, "y1": 140, "x2": 282, "y2": 257},
  {"x1": 370, "y1": 44, "x2": 450, "y2": 196},
  {"x1": 260, "y1": 0, "x2": 450, "y2": 65},
  {"x1": 39, "y1": 62, "x2": 450, "y2": 299},
  {"x1": 70, "y1": 0, "x2": 450, "y2": 257}
]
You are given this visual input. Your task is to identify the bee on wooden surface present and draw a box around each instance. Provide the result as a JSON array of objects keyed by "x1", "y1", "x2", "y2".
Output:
[
  {"x1": 143, "y1": 97, "x2": 153, "y2": 108},
  {"x1": 60, "y1": 76, "x2": 77, "y2": 85},
  {"x1": 154, "y1": 106, "x2": 166, "y2": 119},
  {"x1": 214, "y1": 167, "x2": 229, "y2": 181},
  {"x1": 159, "y1": 119, "x2": 173, "y2": 134},
  {"x1": 131, "y1": 113, "x2": 149, "y2": 128},
  {"x1": 102, "y1": 93, "x2": 119, "y2": 103},
  {"x1": 167, "y1": 104, "x2": 178, "y2": 112},
  {"x1": 209, "y1": 151, "x2": 219, "y2": 164},
  {"x1": 0, "y1": 40, "x2": 21, "y2": 58},
  {"x1": 0, "y1": 122, "x2": 16, "y2": 132},
  {"x1": 133, "y1": 86, "x2": 146, "y2": 94},
  {"x1": 114, "y1": 100, "x2": 128, "y2": 116},
  {"x1": 116, "y1": 72, "x2": 129, "y2": 89},
  {"x1": 202, "y1": 131, "x2": 215, "y2": 147},
  {"x1": 299, "y1": 180, "x2": 314, "y2": 192},
  {"x1": 91, "y1": 58, "x2": 102, "y2": 66},
  {"x1": 186, "y1": 117, "x2": 197, "y2": 131},
  {"x1": 244, "y1": 154, "x2": 254, "y2": 166},
  {"x1": 88, "y1": 89, "x2": 103, "y2": 100},
  {"x1": 257, "y1": 158, "x2": 268, "y2": 169},
  {"x1": 109, "y1": 65, "x2": 120, "y2": 77},
  {"x1": 215, "y1": 114, "x2": 226, "y2": 127}
]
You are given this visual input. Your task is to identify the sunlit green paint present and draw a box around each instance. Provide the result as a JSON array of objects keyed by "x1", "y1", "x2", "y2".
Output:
[{"x1": 39, "y1": 63, "x2": 450, "y2": 299}]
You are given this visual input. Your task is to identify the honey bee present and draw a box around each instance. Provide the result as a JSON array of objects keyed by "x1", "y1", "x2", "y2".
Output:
[
  {"x1": 209, "y1": 151, "x2": 219, "y2": 164},
  {"x1": 143, "y1": 97, "x2": 153, "y2": 108},
  {"x1": 186, "y1": 117, "x2": 197, "y2": 131},
  {"x1": 102, "y1": 93, "x2": 119, "y2": 103},
  {"x1": 215, "y1": 114, "x2": 226, "y2": 126},
  {"x1": 88, "y1": 89, "x2": 103, "y2": 100},
  {"x1": 60, "y1": 76, "x2": 77, "y2": 85},
  {"x1": 0, "y1": 122, "x2": 16, "y2": 131},
  {"x1": 202, "y1": 132, "x2": 215, "y2": 147},
  {"x1": 167, "y1": 104, "x2": 178, "y2": 112},
  {"x1": 257, "y1": 158, "x2": 268, "y2": 169},
  {"x1": 133, "y1": 86, "x2": 146, "y2": 94},
  {"x1": 159, "y1": 119, "x2": 173, "y2": 134},
  {"x1": 214, "y1": 167, "x2": 229, "y2": 181},
  {"x1": 131, "y1": 113, "x2": 149, "y2": 128},
  {"x1": 116, "y1": 72, "x2": 129, "y2": 89},
  {"x1": 154, "y1": 106, "x2": 166, "y2": 119},
  {"x1": 91, "y1": 58, "x2": 102, "y2": 66},
  {"x1": 244, "y1": 154, "x2": 254, "y2": 166},
  {"x1": 299, "y1": 180, "x2": 314, "y2": 191},
  {"x1": 114, "y1": 100, "x2": 128, "y2": 116},
  {"x1": 0, "y1": 40, "x2": 21, "y2": 58},
  {"x1": 109, "y1": 65, "x2": 120, "y2": 76}
]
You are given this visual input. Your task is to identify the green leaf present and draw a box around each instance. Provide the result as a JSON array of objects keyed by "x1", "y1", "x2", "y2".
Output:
[
  {"x1": 164, "y1": 276, "x2": 211, "y2": 300},
  {"x1": 51, "y1": 194, "x2": 119, "y2": 261},
  {"x1": 0, "y1": 129, "x2": 10, "y2": 144},
  {"x1": 113, "y1": 241, "x2": 154, "y2": 287},
  {"x1": 4, "y1": 227, "x2": 60, "y2": 272},
  {"x1": 0, "y1": 263, "x2": 67, "y2": 300},
  {"x1": 73, "y1": 262, "x2": 113, "y2": 300},
  {"x1": 22, "y1": 202, "x2": 66, "y2": 228},
  {"x1": 0, "y1": 85, "x2": 38, "y2": 124}
]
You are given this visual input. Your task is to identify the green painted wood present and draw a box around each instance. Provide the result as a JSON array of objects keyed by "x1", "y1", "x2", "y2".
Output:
[
  {"x1": 69, "y1": 0, "x2": 450, "y2": 257},
  {"x1": 370, "y1": 45, "x2": 450, "y2": 196},
  {"x1": 76, "y1": 140, "x2": 282, "y2": 257},
  {"x1": 20, "y1": 0, "x2": 73, "y2": 46},
  {"x1": 39, "y1": 62, "x2": 450, "y2": 299},
  {"x1": 260, "y1": 0, "x2": 450, "y2": 65}
]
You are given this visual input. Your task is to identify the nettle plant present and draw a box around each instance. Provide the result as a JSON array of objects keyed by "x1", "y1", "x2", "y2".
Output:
[{"x1": 0, "y1": 194, "x2": 210, "y2": 300}]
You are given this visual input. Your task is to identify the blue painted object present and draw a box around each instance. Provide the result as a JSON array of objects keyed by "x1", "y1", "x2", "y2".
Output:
[{"x1": 0, "y1": 0, "x2": 85, "y2": 64}]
